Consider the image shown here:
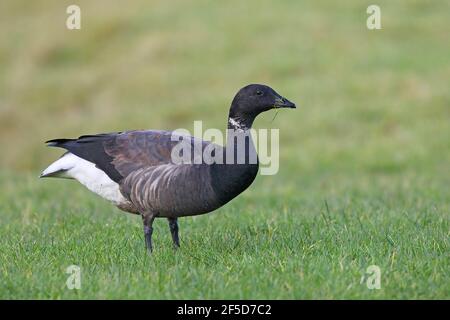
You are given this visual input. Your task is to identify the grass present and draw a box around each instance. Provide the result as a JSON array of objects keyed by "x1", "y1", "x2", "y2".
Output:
[
  {"x1": 0, "y1": 0, "x2": 449, "y2": 299},
  {"x1": 0, "y1": 171, "x2": 448, "y2": 299}
]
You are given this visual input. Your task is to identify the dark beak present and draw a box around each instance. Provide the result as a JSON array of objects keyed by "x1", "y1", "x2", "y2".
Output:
[{"x1": 274, "y1": 96, "x2": 296, "y2": 109}]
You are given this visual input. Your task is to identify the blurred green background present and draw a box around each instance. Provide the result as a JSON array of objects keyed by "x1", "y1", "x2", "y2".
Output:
[
  {"x1": 1, "y1": 0, "x2": 447, "y2": 173},
  {"x1": 0, "y1": 0, "x2": 448, "y2": 299}
]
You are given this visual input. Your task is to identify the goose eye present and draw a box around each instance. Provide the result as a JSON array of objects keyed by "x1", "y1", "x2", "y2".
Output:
[{"x1": 256, "y1": 90, "x2": 263, "y2": 96}]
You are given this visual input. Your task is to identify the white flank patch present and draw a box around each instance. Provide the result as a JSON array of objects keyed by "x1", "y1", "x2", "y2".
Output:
[{"x1": 41, "y1": 153, "x2": 129, "y2": 206}]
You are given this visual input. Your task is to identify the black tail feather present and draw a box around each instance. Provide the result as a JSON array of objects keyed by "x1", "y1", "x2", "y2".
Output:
[
  {"x1": 45, "y1": 133, "x2": 118, "y2": 146},
  {"x1": 43, "y1": 132, "x2": 123, "y2": 182},
  {"x1": 45, "y1": 138, "x2": 75, "y2": 147}
]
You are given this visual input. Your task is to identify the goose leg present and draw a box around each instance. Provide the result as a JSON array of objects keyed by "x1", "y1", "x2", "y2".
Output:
[
  {"x1": 168, "y1": 218, "x2": 180, "y2": 248},
  {"x1": 142, "y1": 214, "x2": 156, "y2": 254}
]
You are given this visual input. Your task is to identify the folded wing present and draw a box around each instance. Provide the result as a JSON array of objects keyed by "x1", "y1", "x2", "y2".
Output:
[{"x1": 46, "y1": 130, "x2": 211, "y2": 183}]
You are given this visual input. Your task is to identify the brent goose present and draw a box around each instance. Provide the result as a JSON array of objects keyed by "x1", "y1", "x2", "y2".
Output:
[{"x1": 41, "y1": 84, "x2": 296, "y2": 253}]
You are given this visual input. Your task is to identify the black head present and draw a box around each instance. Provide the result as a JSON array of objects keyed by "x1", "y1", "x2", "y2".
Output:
[{"x1": 228, "y1": 84, "x2": 295, "y2": 129}]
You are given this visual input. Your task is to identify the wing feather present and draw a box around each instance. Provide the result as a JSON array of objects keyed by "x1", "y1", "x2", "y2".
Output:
[{"x1": 46, "y1": 130, "x2": 212, "y2": 183}]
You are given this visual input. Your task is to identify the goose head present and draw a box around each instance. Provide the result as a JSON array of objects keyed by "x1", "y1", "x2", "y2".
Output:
[{"x1": 228, "y1": 84, "x2": 296, "y2": 130}]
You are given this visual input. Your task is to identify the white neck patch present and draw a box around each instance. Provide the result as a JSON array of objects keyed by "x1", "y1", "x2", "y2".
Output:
[{"x1": 228, "y1": 117, "x2": 248, "y2": 131}]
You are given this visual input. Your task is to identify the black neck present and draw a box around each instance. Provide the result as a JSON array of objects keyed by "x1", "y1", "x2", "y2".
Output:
[{"x1": 210, "y1": 112, "x2": 259, "y2": 205}]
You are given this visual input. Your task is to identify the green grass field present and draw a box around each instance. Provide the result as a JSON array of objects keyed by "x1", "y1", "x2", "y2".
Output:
[{"x1": 0, "y1": 0, "x2": 449, "y2": 299}]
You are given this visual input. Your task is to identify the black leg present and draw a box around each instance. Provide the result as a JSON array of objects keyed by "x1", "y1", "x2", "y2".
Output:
[
  {"x1": 168, "y1": 217, "x2": 180, "y2": 248},
  {"x1": 142, "y1": 214, "x2": 155, "y2": 254}
]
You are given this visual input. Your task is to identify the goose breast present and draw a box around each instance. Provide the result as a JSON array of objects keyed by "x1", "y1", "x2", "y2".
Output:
[{"x1": 122, "y1": 163, "x2": 222, "y2": 218}]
